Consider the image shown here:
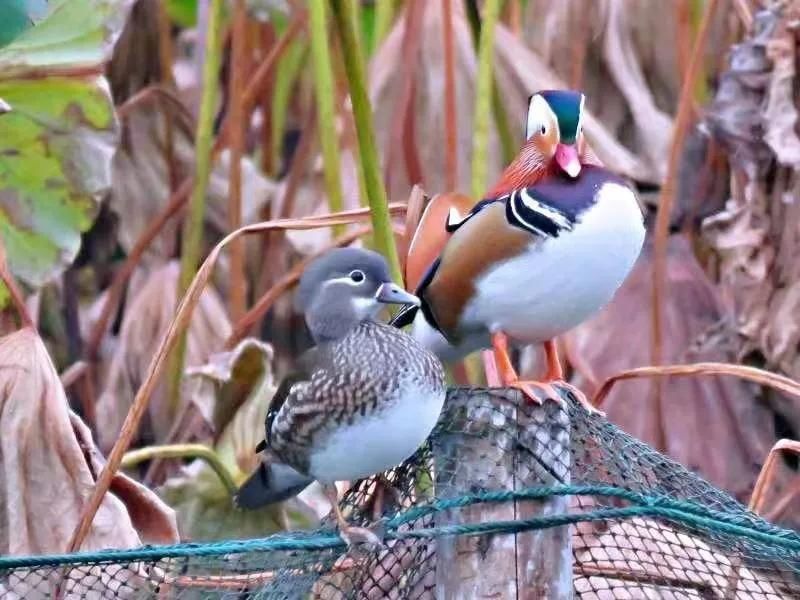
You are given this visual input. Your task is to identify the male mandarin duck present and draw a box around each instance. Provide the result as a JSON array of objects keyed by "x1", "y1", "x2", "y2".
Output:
[
  {"x1": 396, "y1": 90, "x2": 645, "y2": 412},
  {"x1": 236, "y1": 249, "x2": 446, "y2": 546}
]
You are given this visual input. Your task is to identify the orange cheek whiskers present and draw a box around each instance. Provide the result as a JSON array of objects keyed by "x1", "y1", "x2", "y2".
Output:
[{"x1": 487, "y1": 149, "x2": 553, "y2": 197}]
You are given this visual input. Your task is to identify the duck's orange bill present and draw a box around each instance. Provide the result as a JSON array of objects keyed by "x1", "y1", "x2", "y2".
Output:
[{"x1": 405, "y1": 192, "x2": 474, "y2": 292}]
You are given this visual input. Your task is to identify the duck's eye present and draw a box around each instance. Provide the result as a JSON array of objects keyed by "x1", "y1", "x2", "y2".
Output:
[
  {"x1": 540, "y1": 124, "x2": 546, "y2": 135},
  {"x1": 349, "y1": 269, "x2": 365, "y2": 283}
]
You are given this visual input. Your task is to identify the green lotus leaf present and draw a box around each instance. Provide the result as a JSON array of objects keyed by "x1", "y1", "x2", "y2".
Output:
[{"x1": 0, "y1": 0, "x2": 133, "y2": 302}]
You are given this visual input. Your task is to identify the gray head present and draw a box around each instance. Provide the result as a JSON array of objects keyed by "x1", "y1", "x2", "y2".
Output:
[{"x1": 296, "y1": 248, "x2": 420, "y2": 342}]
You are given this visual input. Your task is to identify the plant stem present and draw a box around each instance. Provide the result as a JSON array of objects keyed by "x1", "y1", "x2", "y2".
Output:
[
  {"x1": 651, "y1": 0, "x2": 720, "y2": 449},
  {"x1": 464, "y1": 1, "x2": 514, "y2": 168},
  {"x1": 122, "y1": 444, "x2": 238, "y2": 497},
  {"x1": 689, "y1": 0, "x2": 710, "y2": 104},
  {"x1": 169, "y1": 0, "x2": 225, "y2": 415},
  {"x1": 271, "y1": 40, "x2": 307, "y2": 176},
  {"x1": 309, "y1": 0, "x2": 345, "y2": 235},
  {"x1": 331, "y1": 0, "x2": 402, "y2": 284},
  {"x1": 347, "y1": 0, "x2": 365, "y2": 62},
  {"x1": 470, "y1": 0, "x2": 503, "y2": 199},
  {"x1": 491, "y1": 82, "x2": 516, "y2": 166},
  {"x1": 442, "y1": 0, "x2": 458, "y2": 190},
  {"x1": 464, "y1": 0, "x2": 503, "y2": 386},
  {"x1": 228, "y1": 0, "x2": 248, "y2": 321},
  {"x1": 372, "y1": 0, "x2": 395, "y2": 55}
]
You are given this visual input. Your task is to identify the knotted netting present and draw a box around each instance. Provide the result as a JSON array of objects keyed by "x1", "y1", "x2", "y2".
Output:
[{"x1": 1, "y1": 387, "x2": 799, "y2": 598}]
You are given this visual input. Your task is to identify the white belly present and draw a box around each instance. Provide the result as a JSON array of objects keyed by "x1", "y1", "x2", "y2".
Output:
[
  {"x1": 462, "y1": 183, "x2": 644, "y2": 343},
  {"x1": 308, "y1": 385, "x2": 445, "y2": 483}
]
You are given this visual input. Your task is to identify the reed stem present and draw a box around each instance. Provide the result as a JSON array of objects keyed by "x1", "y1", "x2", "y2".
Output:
[
  {"x1": 331, "y1": 0, "x2": 403, "y2": 283},
  {"x1": 169, "y1": 0, "x2": 225, "y2": 416},
  {"x1": 309, "y1": 0, "x2": 346, "y2": 234},
  {"x1": 470, "y1": 0, "x2": 503, "y2": 199}
]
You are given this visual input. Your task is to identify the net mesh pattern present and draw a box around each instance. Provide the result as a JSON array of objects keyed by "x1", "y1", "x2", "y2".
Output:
[{"x1": 2, "y1": 387, "x2": 799, "y2": 598}]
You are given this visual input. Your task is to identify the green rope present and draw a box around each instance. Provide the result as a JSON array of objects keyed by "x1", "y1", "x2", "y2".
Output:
[
  {"x1": 385, "y1": 485, "x2": 782, "y2": 536},
  {"x1": 2, "y1": 484, "x2": 798, "y2": 571}
]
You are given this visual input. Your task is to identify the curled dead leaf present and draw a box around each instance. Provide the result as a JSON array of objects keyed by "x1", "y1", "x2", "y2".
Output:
[
  {"x1": 763, "y1": 11, "x2": 800, "y2": 167},
  {"x1": 705, "y1": 7, "x2": 777, "y2": 173},
  {"x1": 0, "y1": 328, "x2": 177, "y2": 596},
  {"x1": 185, "y1": 337, "x2": 275, "y2": 441}
]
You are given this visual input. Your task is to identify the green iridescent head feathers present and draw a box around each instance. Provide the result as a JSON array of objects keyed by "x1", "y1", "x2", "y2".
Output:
[{"x1": 526, "y1": 90, "x2": 585, "y2": 144}]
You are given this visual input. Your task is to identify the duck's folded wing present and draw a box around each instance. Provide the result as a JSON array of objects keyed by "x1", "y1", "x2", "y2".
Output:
[
  {"x1": 261, "y1": 345, "x2": 331, "y2": 448},
  {"x1": 405, "y1": 192, "x2": 476, "y2": 292}
]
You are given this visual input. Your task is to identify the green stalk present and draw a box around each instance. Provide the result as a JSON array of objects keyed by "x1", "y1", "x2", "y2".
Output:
[
  {"x1": 690, "y1": 0, "x2": 709, "y2": 104},
  {"x1": 465, "y1": 1, "x2": 514, "y2": 169},
  {"x1": 271, "y1": 40, "x2": 308, "y2": 176},
  {"x1": 470, "y1": 0, "x2": 503, "y2": 199},
  {"x1": 309, "y1": 0, "x2": 345, "y2": 234},
  {"x1": 331, "y1": 0, "x2": 402, "y2": 284},
  {"x1": 492, "y1": 83, "x2": 516, "y2": 165},
  {"x1": 122, "y1": 444, "x2": 238, "y2": 497},
  {"x1": 169, "y1": 0, "x2": 225, "y2": 414},
  {"x1": 372, "y1": 0, "x2": 394, "y2": 55},
  {"x1": 347, "y1": 0, "x2": 365, "y2": 62}
]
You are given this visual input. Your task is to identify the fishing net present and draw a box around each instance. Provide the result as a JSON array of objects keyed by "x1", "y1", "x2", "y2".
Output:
[{"x1": 2, "y1": 387, "x2": 799, "y2": 598}]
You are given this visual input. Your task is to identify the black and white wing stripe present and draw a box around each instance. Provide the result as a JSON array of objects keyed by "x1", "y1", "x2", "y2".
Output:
[{"x1": 505, "y1": 187, "x2": 577, "y2": 238}]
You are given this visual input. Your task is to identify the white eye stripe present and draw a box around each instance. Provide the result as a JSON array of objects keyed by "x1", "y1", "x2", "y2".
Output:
[
  {"x1": 324, "y1": 276, "x2": 363, "y2": 288},
  {"x1": 526, "y1": 94, "x2": 559, "y2": 140}
]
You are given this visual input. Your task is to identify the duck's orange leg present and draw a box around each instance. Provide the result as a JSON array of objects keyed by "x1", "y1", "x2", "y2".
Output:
[
  {"x1": 492, "y1": 333, "x2": 603, "y2": 415},
  {"x1": 492, "y1": 332, "x2": 562, "y2": 406}
]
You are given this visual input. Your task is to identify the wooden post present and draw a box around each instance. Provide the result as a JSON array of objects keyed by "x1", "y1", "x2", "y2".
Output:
[{"x1": 434, "y1": 387, "x2": 573, "y2": 599}]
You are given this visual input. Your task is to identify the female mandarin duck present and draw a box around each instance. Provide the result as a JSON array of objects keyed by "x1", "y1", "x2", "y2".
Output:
[
  {"x1": 236, "y1": 249, "x2": 446, "y2": 546},
  {"x1": 397, "y1": 90, "x2": 645, "y2": 412}
]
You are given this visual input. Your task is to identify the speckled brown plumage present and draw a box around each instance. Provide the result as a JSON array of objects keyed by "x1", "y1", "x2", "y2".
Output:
[{"x1": 265, "y1": 320, "x2": 445, "y2": 473}]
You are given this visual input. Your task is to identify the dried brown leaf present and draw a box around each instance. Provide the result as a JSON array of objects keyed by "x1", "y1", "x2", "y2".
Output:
[
  {"x1": 763, "y1": 17, "x2": 800, "y2": 167},
  {"x1": 700, "y1": 3, "x2": 800, "y2": 527},
  {"x1": 69, "y1": 413, "x2": 179, "y2": 545},
  {"x1": 185, "y1": 337, "x2": 275, "y2": 441},
  {"x1": 96, "y1": 261, "x2": 232, "y2": 452},
  {"x1": 0, "y1": 328, "x2": 177, "y2": 557},
  {"x1": 705, "y1": 7, "x2": 776, "y2": 172},
  {"x1": 564, "y1": 237, "x2": 774, "y2": 500}
]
